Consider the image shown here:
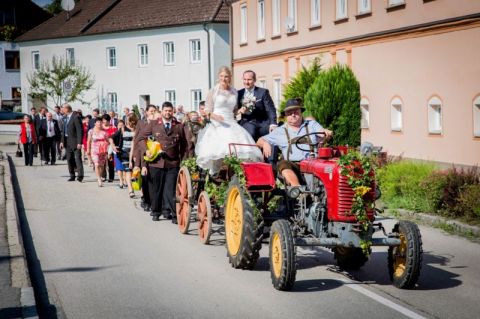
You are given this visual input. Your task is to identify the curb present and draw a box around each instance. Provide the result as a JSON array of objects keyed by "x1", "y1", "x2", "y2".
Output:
[
  {"x1": 2, "y1": 153, "x2": 39, "y2": 319},
  {"x1": 384, "y1": 208, "x2": 480, "y2": 237}
]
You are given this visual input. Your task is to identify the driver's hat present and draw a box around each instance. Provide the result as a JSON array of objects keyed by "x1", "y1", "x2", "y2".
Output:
[{"x1": 282, "y1": 98, "x2": 306, "y2": 116}]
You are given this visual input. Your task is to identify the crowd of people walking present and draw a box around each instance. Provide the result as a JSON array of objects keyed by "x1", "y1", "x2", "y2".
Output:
[{"x1": 17, "y1": 66, "x2": 331, "y2": 222}]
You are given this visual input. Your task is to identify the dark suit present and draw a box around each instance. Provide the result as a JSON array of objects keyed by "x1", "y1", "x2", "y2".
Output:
[
  {"x1": 39, "y1": 118, "x2": 61, "y2": 164},
  {"x1": 61, "y1": 112, "x2": 84, "y2": 179},
  {"x1": 139, "y1": 118, "x2": 193, "y2": 217},
  {"x1": 237, "y1": 86, "x2": 277, "y2": 141},
  {"x1": 31, "y1": 114, "x2": 42, "y2": 158}
]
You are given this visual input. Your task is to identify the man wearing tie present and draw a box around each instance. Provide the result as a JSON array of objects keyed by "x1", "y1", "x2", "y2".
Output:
[
  {"x1": 60, "y1": 104, "x2": 84, "y2": 182},
  {"x1": 39, "y1": 112, "x2": 61, "y2": 165},
  {"x1": 139, "y1": 102, "x2": 193, "y2": 222}
]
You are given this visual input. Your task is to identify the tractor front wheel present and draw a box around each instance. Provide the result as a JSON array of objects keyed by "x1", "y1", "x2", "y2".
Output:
[
  {"x1": 388, "y1": 221, "x2": 423, "y2": 289},
  {"x1": 224, "y1": 176, "x2": 262, "y2": 270},
  {"x1": 333, "y1": 247, "x2": 369, "y2": 270},
  {"x1": 269, "y1": 219, "x2": 296, "y2": 291}
]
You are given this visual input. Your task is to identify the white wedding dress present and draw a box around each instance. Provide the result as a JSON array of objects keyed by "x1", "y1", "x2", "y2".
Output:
[{"x1": 195, "y1": 85, "x2": 263, "y2": 174}]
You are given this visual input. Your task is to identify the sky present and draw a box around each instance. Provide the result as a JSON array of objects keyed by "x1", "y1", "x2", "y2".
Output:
[{"x1": 32, "y1": 0, "x2": 54, "y2": 8}]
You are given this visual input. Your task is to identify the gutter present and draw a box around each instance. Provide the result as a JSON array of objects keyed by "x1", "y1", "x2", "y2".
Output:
[{"x1": 203, "y1": 23, "x2": 212, "y2": 89}]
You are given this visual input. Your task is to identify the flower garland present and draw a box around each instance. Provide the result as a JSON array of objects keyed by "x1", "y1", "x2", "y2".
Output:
[{"x1": 338, "y1": 151, "x2": 376, "y2": 255}]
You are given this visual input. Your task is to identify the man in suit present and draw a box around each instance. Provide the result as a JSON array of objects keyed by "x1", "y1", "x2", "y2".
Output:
[
  {"x1": 39, "y1": 112, "x2": 61, "y2": 165},
  {"x1": 53, "y1": 106, "x2": 64, "y2": 160},
  {"x1": 237, "y1": 70, "x2": 277, "y2": 141},
  {"x1": 108, "y1": 110, "x2": 119, "y2": 127},
  {"x1": 60, "y1": 104, "x2": 84, "y2": 182},
  {"x1": 139, "y1": 102, "x2": 193, "y2": 222},
  {"x1": 30, "y1": 107, "x2": 40, "y2": 158},
  {"x1": 88, "y1": 108, "x2": 100, "y2": 130}
]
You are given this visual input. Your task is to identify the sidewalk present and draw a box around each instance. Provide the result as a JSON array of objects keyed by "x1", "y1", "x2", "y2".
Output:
[{"x1": 0, "y1": 144, "x2": 38, "y2": 319}]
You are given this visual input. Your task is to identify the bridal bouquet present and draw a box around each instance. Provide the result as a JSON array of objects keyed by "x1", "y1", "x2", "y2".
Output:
[{"x1": 242, "y1": 94, "x2": 257, "y2": 114}]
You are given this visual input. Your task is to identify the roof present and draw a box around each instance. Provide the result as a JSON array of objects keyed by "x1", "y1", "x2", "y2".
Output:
[{"x1": 16, "y1": 0, "x2": 229, "y2": 42}]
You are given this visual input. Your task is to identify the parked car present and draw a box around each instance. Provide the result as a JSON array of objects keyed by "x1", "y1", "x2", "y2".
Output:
[{"x1": 0, "y1": 110, "x2": 27, "y2": 122}]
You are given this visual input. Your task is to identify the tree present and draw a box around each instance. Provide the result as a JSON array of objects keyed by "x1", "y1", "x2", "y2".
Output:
[
  {"x1": 28, "y1": 55, "x2": 94, "y2": 109},
  {"x1": 279, "y1": 56, "x2": 322, "y2": 115},
  {"x1": 44, "y1": 0, "x2": 63, "y2": 15},
  {"x1": 304, "y1": 64, "x2": 361, "y2": 146}
]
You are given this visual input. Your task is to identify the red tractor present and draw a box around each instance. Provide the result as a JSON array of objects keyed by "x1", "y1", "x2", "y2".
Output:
[{"x1": 223, "y1": 133, "x2": 423, "y2": 291}]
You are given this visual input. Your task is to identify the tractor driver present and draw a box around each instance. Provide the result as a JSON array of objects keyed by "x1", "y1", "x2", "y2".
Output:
[{"x1": 256, "y1": 98, "x2": 332, "y2": 187}]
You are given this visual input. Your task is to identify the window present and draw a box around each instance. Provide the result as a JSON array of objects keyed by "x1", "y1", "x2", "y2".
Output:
[
  {"x1": 311, "y1": 0, "x2": 321, "y2": 26},
  {"x1": 257, "y1": 0, "x2": 265, "y2": 40},
  {"x1": 474, "y1": 96, "x2": 480, "y2": 137},
  {"x1": 358, "y1": 0, "x2": 371, "y2": 13},
  {"x1": 138, "y1": 44, "x2": 148, "y2": 67},
  {"x1": 165, "y1": 90, "x2": 176, "y2": 106},
  {"x1": 11, "y1": 87, "x2": 21, "y2": 100},
  {"x1": 66, "y1": 48, "x2": 75, "y2": 66},
  {"x1": 360, "y1": 97, "x2": 369, "y2": 128},
  {"x1": 287, "y1": 0, "x2": 297, "y2": 32},
  {"x1": 191, "y1": 90, "x2": 202, "y2": 111},
  {"x1": 107, "y1": 47, "x2": 116, "y2": 68},
  {"x1": 4, "y1": 51, "x2": 20, "y2": 71},
  {"x1": 428, "y1": 96, "x2": 442, "y2": 134},
  {"x1": 240, "y1": 4, "x2": 248, "y2": 43},
  {"x1": 190, "y1": 39, "x2": 201, "y2": 63},
  {"x1": 336, "y1": 0, "x2": 348, "y2": 20},
  {"x1": 108, "y1": 92, "x2": 118, "y2": 111},
  {"x1": 32, "y1": 51, "x2": 40, "y2": 70},
  {"x1": 272, "y1": 0, "x2": 281, "y2": 36},
  {"x1": 164, "y1": 42, "x2": 175, "y2": 65},
  {"x1": 273, "y1": 78, "x2": 282, "y2": 110},
  {"x1": 388, "y1": 0, "x2": 405, "y2": 6},
  {"x1": 390, "y1": 97, "x2": 403, "y2": 131},
  {"x1": 258, "y1": 80, "x2": 266, "y2": 88}
]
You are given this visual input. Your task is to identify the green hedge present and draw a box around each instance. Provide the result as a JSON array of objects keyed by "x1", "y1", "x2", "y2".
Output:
[{"x1": 378, "y1": 161, "x2": 480, "y2": 223}]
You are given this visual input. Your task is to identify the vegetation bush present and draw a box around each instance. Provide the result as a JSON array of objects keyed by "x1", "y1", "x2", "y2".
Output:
[
  {"x1": 377, "y1": 161, "x2": 438, "y2": 212},
  {"x1": 304, "y1": 64, "x2": 361, "y2": 146},
  {"x1": 279, "y1": 56, "x2": 322, "y2": 115},
  {"x1": 456, "y1": 185, "x2": 480, "y2": 221}
]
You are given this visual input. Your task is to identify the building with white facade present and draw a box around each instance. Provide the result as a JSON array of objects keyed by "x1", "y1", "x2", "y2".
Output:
[
  {"x1": 0, "y1": 41, "x2": 21, "y2": 105},
  {"x1": 17, "y1": 0, "x2": 230, "y2": 113}
]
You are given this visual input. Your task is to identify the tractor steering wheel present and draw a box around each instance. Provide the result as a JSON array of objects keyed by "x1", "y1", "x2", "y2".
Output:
[{"x1": 293, "y1": 131, "x2": 326, "y2": 153}]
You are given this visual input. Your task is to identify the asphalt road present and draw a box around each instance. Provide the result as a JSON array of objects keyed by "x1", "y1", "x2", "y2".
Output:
[{"x1": 8, "y1": 151, "x2": 480, "y2": 319}]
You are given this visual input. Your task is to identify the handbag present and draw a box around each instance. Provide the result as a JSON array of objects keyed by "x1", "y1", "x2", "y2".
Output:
[{"x1": 16, "y1": 145, "x2": 23, "y2": 158}]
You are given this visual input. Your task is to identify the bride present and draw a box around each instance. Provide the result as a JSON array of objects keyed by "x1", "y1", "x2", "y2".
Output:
[{"x1": 195, "y1": 66, "x2": 263, "y2": 174}]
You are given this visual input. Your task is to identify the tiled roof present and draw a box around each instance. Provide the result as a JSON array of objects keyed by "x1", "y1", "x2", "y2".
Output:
[{"x1": 17, "y1": 0, "x2": 229, "y2": 42}]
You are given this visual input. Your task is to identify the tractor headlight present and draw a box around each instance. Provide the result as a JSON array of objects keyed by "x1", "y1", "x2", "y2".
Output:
[{"x1": 287, "y1": 186, "x2": 301, "y2": 199}]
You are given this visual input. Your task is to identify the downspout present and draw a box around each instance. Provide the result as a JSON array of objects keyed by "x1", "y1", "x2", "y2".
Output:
[
  {"x1": 202, "y1": 23, "x2": 212, "y2": 89},
  {"x1": 228, "y1": 1, "x2": 234, "y2": 79}
]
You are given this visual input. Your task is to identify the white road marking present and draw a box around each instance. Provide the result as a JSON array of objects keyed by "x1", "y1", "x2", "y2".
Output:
[{"x1": 339, "y1": 279, "x2": 427, "y2": 319}]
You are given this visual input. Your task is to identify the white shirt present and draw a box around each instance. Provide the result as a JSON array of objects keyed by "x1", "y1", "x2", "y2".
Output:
[{"x1": 46, "y1": 120, "x2": 55, "y2": 138}]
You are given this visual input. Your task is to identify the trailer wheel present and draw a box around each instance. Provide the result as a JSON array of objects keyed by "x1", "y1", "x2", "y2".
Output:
[
  {"x1": 269, "y1": 219, "x2": 296, "y2": 291},
  {"x1": 197, "y1": 191, "x2": 212, "y2": 245},
  {"x1": 176, "y1": 166, "x2": 192, "y2": 234},
  {"x1": 225, "y1": 176, "x2": 262, "y2": 269},
  {"x1": 388, "y1": 221, "x2": 423, "y2": 289},
  {"x1": 333, "y1": 247, "x2": 369, "y2": 270}
]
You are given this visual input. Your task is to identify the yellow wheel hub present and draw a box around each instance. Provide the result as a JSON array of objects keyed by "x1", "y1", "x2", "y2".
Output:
[
  {"x1": 226, "y1": 187, "x2": 243, "y2": 256},
  {"x1": 271, "y1": 232, "x2": 282, "y2": 278},
  {"x1": 393, "y1": 233, "x2": 407, "y2": 278}
]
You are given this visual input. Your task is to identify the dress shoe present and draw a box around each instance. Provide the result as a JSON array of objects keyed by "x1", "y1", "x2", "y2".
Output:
[
  {"x1": 171, "y1": 218, "x2": 178, "y2": 224},
  {"x1": 144, "y1": 205, "x2": 151, "y2": 213},
  {"x1": 68, "y1": 177, "x2": 75, "y2": 181},
  {"x1": 51, "y1": 162, "x2": 56, "y2": 165},
  {"x1": 108, "y1": 179, "x2": 113, "y2": 183},
  {"x1": 152, "y1": 215, "x2": 160, "y2": 221},
  {"x1": 163, "y1": 212, "x2": 173, "y2": 219},
  {"x1": 77, "y1": 176, "x2": 84, "y2": 182},
  {"x1": 44, "y1": 161, "x2": 49, "y2": 165}
]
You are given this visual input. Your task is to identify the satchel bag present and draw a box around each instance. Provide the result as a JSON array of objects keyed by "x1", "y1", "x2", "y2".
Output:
[{"x1": 16, "y1": 145, "x2": 23, "y2": 158}]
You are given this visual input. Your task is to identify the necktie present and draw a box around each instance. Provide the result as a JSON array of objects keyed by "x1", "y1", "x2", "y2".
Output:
[{"x1": 165, "y1": 123, "x2": 170, "y2": 132}]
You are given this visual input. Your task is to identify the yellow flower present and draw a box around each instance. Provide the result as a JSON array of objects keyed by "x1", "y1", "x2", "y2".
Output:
[{"x1": 354, "y1": 186, "x2": 371, "y2": 196}]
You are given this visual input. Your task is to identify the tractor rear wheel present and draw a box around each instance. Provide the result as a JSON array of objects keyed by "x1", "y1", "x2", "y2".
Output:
[
  {"x1": 225, "y1": 176, "x2": 262, "y2": 270},
  {"x1": 269, "y1": 219, "x2": 296, "y2": 291},
  {"x1": 388, "y1": 221, "x2": 423, "y2": 289},
  {"x1": 176, "y1": 166, "x2": 192, "y2": 234},
  {"x1": 197, "y1": 191, "x2": 212, "y2": 245},
  {"x1": 333, "y1": 247, "x2": 369, "y2": 270}
]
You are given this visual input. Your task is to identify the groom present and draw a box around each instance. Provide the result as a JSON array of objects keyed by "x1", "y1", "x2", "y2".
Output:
[{"x1": 237, "y1": 70, "x2": 277, "y2": 141}]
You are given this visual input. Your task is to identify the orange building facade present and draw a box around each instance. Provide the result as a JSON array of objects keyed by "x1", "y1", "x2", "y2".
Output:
[{"x1": 230, "y1": 0, "x2": 480, "y2": 166}]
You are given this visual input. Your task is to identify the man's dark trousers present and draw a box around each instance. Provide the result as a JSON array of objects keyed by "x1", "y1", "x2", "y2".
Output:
[
  {"x1": 66, "y1": 147, "x2": 83, "y2": 178},
  {"x1": 148, "y1": 167, "x2": 179, "y2": 217},
  {"x1": 43, "y1": 137, "x2": 56, "y2": 164}
]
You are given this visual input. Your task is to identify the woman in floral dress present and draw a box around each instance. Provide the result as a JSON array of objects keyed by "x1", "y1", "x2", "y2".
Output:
[{"x1": 87, "y1": 117, "x2": 109, "y2": 187}]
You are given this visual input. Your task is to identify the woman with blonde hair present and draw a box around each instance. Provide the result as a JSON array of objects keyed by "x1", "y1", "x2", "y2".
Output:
[{"x1": 195, "y1": 66, "x2": 262, "y2": 174}]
